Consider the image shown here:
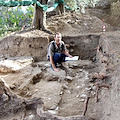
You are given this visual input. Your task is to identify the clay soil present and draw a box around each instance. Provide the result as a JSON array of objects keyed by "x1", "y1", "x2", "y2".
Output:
[{"x1": 0, "y1": 12, "x2": 120, "y2": 120}]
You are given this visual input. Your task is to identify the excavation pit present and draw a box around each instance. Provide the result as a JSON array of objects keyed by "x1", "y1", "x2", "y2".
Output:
[
  {"x1": 0, "y1": 32, "x2": 100, "y2": 62},
  {"x1": 0, "y1": 32, "x2": 102, "y2": 120},
  {"x1": 1, "y1": 31, "x2": 120, "y2": 120}
]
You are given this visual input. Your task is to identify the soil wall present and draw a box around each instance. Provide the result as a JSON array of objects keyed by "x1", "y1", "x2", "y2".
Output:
[
  {"x1": 0, "y1": 35, "x2": 49, "y2": 61},
  {"x1": 95, "y1": 31, "x2": 120, "y2": 120},
  {"x1": 63, "y1": 34, "x2": 100, "y2": 60},
  {"x1": 0, "y1": 33, "x2": 100, "y2": 61}
]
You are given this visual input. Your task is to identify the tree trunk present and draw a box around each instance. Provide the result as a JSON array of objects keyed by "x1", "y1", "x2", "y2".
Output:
[
  {"x1": 35, "y1": 6, "x2": 46, "y2": 30},
  {"x1": 55, "y1": 0, "x2": 65, "y2": 14},
  {"x1": 33, "y1": 0, "x2": 48, "y2": 30},
  {"x1": 32, "y1": 0, "x2": 64, "y2": 30}
]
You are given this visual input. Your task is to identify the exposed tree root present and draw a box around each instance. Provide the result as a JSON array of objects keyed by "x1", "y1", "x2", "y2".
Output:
[
  {"x1": 94, "y1": 82, "x2": 109, "y2": 102},
  {"x1": 82, "y1": 96, "x2": 89, "y2": 116}
]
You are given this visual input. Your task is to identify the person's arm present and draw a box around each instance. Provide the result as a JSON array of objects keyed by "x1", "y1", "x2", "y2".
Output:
[
  {"x1": 61, "y1": 41, "x2": 72, "y2": 58},
  {"x1": 50, "y1": 56, "x2": 59, "y2": 72},
  {"x1": 48, "y1": 42, "x2": 59, "y2": 72},
  {"x1": 63, "y1": 50, "x2": 73, "y2": 58}
]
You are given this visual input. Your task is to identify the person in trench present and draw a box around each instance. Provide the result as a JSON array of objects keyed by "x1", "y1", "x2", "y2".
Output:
[{"x1": 47, "y1": 32, "x2": 72, "y2": 72}]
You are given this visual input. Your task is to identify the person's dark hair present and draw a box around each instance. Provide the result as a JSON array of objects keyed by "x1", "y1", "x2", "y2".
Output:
[{"x1": 54, "y1": 32, "x2": 61, "y2": 38}]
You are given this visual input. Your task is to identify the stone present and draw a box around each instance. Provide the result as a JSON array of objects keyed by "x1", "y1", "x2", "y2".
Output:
[
  {"x1": 85, "y1": 87, "x2": 92, "y2": 91},
  {"x1": 85, "y1": 76, "x2": 89, "y2": 80},
  {"x1": 2, "y1": 94, "x2": 9, "y2": 102},
  {"x1": 62, "y1": 84, "x2": 68, "y2": 89},
  {"x1": 79, "y1": 99, "x2": 85, "y2": 102},
  {"x1": 80, "y1": 94, "x2": 87, "y2": 98},
  {"x1": 91, "y1": 91, "x2": 96, "y2": 96},
  {"x1": 48, "y1": 110, "x2": 57, "y2": 115},
  {"x1": 92, "y1": 72, "x2": 99, "y2": 79},
  {"x1": 76, "y1": 86, "x2": 81, "y2": 89},
  {"x1": 76, "y1": 94, "x2": 79, "y2": 98},
  {"x1": 28, "y1": 114, "x2": 35, "y2": 120},
  {"x1": 92, "y1": 86, "x2": 97, "y2": 90},
  {"x1": 65, "y1": 76, "x2": 73, "y2": 81}
]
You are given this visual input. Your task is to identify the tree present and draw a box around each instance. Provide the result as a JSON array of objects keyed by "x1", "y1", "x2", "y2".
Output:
[
  {"x1": 55, "y1": 0, "x2": 65, "y2": 14},
  {"x1": 33, "y1": 0, "x2": 65, "y2": 30},
  {"x1": 33, "y1": 0, "x2": 48, "y2": 30}
]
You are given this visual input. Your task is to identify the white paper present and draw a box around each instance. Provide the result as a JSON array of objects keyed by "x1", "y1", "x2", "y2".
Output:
[{"x1": 65, "y1": 56, "x2": 79, "y2": 61}]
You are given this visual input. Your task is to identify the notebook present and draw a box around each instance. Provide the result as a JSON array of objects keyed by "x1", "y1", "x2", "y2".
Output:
[{"x1": 65, "y1": 56, "x2": 79, "y2": 61}]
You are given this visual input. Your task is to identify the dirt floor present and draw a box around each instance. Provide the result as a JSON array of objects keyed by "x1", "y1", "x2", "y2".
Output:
[{"x1": 0, "y1": 12, "x2": 120, "y2": 120}]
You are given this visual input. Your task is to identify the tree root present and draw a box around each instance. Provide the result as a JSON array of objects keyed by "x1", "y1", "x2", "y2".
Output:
[
  {"x1": 94, "y1": 82, "x2": 109, "y2": 102},
  {"x1": 82, "y1": 96, "x2": 89, "y2": 116}
]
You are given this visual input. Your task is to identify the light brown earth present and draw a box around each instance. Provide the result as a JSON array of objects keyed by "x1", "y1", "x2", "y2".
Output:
[{"x1": 0, "y1": 11, "x2": 120, "y2": 120}]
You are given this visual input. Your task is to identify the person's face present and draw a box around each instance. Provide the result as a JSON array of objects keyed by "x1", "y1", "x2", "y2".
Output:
[{"x1": 54, "y1": 34, "x2": 62, "y2": 44}]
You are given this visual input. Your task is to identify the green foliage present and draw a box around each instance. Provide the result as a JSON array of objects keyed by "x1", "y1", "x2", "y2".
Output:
[
  {"x1": 57, "y1": 0, "x2": 101, "y2": 11},
  {"x1": 64, "y1": 0, "x2": 101, "y2": 13},
  {"x1": 0, "y1": 5, "x2": 33, "y2": 37},
  {"x1": 64, "y1": 0, "x2": 77, "y2": 10}
]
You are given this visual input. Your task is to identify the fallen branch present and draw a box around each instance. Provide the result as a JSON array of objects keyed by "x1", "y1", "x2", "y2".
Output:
[
  {"x1": 82, "y1": 96, "x2": 89, "y2": 116},
  {"x1": 95, "y1": 82, "x2": 109, "y2": 102},
  {"x1": 96, "y1": 87, "x2": 99, "y2": 102},
  {"x1": 94, "y1": 82, "x2": 109, "y2": 89},
  {"x1": 21, "y1": 101, "x2": 26, "y2": 120}
]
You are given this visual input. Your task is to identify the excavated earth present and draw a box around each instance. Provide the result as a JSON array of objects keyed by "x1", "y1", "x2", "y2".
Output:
[{"x1": 0, "y1": 12, "x2": 120, "y2": 120}]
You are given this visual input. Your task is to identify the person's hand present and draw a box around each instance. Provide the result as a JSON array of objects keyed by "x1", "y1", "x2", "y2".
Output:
[
  {"x1": 54, "y1": 68, "x2": 60, "y2": 72},
  {"x1": 69, "y1": 55, "x2": 73, "y2": 58}
]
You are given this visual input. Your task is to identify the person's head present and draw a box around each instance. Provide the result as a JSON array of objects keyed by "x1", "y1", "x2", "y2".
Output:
[{"x1": 54, "y1": 32, "x2": 62, "y2": 44}]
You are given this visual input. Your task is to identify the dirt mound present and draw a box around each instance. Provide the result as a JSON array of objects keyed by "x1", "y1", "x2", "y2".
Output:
[{"x1": 47, "y1": 12, "x2": 114, "y2": 36}]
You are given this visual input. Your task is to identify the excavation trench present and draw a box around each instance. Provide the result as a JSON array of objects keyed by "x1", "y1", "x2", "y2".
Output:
[{"x1": 0, "y1": 33, "x2": 109, "y2": 120}]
